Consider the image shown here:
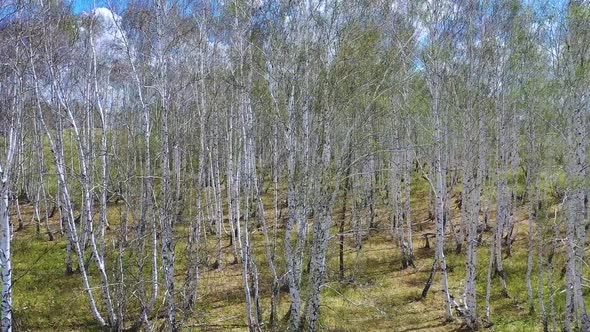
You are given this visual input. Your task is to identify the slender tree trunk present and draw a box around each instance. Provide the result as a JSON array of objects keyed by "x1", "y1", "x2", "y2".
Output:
[
  {"x1": 403, "y1": 146, "x2": 414, "y2": 268},
  {"x1": 429, "y1": 60, "x2": 453, "y2": 320},
  {"x1": 0, "y1": 166, "x2": 13, "y2": 332},
  {"x1": 339, "y1": 150, "x2": 352, "y2": 279}
]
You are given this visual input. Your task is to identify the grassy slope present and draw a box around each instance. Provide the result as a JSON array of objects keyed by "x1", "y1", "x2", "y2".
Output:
[{"x1": 8, "y1": 175, "x2": 586, "y2": 331}]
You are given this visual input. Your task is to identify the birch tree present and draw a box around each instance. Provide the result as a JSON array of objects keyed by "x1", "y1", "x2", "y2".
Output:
[
  {"x1": 0, "y1": 22, "x2": 23, "y2": 329},
  {"x1": 563, "y1": 2, "x2": 590, "y2": 329}
]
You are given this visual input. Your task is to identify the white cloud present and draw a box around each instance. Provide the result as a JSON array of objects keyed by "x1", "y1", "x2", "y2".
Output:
[{"x1": 82, "y1": 7, "x2": 125, "y2": 64}]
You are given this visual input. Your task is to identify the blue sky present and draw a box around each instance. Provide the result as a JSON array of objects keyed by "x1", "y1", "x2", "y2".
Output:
[
  {"x1": 69, "y1": 0, "x2": 566, "y2": 16},
  {"x1": 70, "y1": 0, "x2": 227, "y2": 20},
  {"x1": 70, "y1": 0, "x2": 220, "y2": 14},
  {"x1": 71, "y1": 0, "x2": 127, "y2": 14}
]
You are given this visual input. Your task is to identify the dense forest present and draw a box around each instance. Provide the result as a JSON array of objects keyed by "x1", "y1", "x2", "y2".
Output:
[{"x1": 0, "y1": 0, "x2": 589, "y2": 331}]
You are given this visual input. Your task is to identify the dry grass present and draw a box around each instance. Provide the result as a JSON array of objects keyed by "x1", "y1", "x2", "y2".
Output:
[{"x1": 7, "y1": 177, "x2": 574, "y2": 331}]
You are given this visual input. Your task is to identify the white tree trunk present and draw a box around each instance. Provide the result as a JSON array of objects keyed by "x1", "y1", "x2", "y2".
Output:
[{"x1": 0, "y1": 166, "x2": 12, "y2": 332}]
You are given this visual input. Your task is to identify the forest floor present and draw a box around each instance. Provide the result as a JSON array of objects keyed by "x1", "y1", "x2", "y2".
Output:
[{"x1": 8, "y1": 178, "x2": 572, "y2": 331}]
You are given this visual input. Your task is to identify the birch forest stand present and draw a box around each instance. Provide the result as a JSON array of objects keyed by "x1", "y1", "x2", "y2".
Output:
[
  {"x1": 2, "y1": 1, "x2": 590, "y2": 332},
  {"x1": 6, "y1": 172, "x2": 580, "y2": 331}
]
